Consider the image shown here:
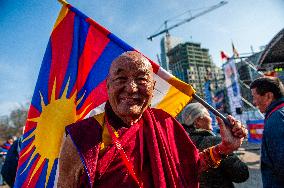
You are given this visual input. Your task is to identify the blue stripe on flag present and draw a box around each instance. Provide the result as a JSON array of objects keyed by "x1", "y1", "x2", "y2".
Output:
[
  {"x1": 35, "y1": 160, "x2": 48, "y2": 187},
  {"x1": 46, "y1": 158, "x2": 59, "y2": 188},
  {"x1": 31, "y1": 40, "x2": 52, "y2": 112},
  {"x1": 69, "y1": 6, "x2": 88, "y2": 20},
  {"x1": 21, "y1": 135, "x2": 35, "y2": 153},
  {"x1": 22, "y1": 127, "x2": 36, "y2": 140},
  {"x1": 108, "y1": 33, "x2": 134, "y2": 51}
]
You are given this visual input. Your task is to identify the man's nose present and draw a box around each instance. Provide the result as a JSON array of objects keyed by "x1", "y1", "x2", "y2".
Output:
[
  {"x1": 126, "y1": 80, "x2": 138, "y2": 93},
  {"x1": 252, "y1": 99, "x2": 256, "y2": 105}
]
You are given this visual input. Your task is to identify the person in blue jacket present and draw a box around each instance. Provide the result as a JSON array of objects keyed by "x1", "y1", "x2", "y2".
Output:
[
  {"x1": 1, "y1": 136, "x2": 22, "y2": 187},
  {"x1": 250, "y1": 76, "x2": 284, "y2": 187},
  {"x1": 0, "y1": 136, "x2": 14, "y2": 185}
]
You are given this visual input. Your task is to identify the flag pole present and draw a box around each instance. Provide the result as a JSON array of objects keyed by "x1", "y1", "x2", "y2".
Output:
[
  {"x1": 192, "y1": 93, "x2": 233, "y2": 128},
  {"x1": 58, "y1": 0, "x2": 68, "y2": 6}
]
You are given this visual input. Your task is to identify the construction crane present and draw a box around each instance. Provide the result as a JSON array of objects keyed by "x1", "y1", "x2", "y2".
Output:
[
  {"x1": 147, "y1": 1, "x2": 228, "y2": 41},
  {"x1": 147, "y1": 1, "x2": 228, "y2": 72}
]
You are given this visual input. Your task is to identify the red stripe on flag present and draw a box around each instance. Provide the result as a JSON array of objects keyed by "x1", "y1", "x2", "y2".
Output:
[
  {"x1": 21, "y1": 155, "x2": 41, "y2": 188},
  {"x1": 249, "y1": 124, "x2": 264, "y2": 129},
  {"x1": 76, "y1": 80, "x2": 108, "y2": 119},
  {"x1": 28, "y1": 159, "x2": 47, "y2": 188},
  {"x1": 250, "y1": 134, "x2": 263, "y2": 139},
  {"x1": 147, "y1": 57, "x2": 159, "y2": 74},
  {"x1": 19, "y1": 141, "x2": 33, "y2": 158},
  {"x1": 49, "y1": 11, "x2": 75, "y2": 101},
  {"x1": 27, "y1": 105, "x2": 41, "y2": 119},
  {"x1": 86, "y1": 18, "x2": 110, "y2": 36},
  {"x1": 24, "y1": 121, "x2": 37, "y2": 134},
  {"x1": 25, "y1": 105, "x2": 40, "y2": 132},
  {"x1": 18, "y1": 146, "x2": 35, "y2": 170},
  {"x1": 73, "y1": 25, "x2": 110, "y2": 95}
]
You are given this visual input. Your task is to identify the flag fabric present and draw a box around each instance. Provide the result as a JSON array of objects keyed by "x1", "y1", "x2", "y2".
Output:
[
  {"x1": 220, "y1": 51, "x2": 229, "y2": 61},
  {"x1": 14, "y1": 3, "x2": 195, "y2": 187},
  {"x1": 232, "y1": 43, "x2": 239, "y2": 58},
  {"x1": 213, "y1": 90, "x2": 226, "y2": 114},
  {"x1": 203, "y1": 80, "x2": 217, "y2": 131},
  {"x1": 247, "y1": 119, "x2": 264, "y2": 143},
  {"x1": 223, "y1": 59, "x2": 242, "y2": 117}
]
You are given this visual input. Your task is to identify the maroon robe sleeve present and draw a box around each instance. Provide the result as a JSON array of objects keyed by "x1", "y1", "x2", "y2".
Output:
[
  {"x1": 58, "y1": 117, "x2": 103, "y2": 188},
  {"x1": 57, "y1": 135, "x2": 87, "y2": 188}
]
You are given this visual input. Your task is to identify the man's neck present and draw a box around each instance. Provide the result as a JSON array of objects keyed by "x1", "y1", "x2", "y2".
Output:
[{"x1": 120, "y1": 115, "x2": 142, "y2": 126}]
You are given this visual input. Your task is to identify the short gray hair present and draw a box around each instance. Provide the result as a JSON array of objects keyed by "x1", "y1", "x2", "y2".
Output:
[{"x1": 182, "y1": 103, "x2": 207, "y2": 125}]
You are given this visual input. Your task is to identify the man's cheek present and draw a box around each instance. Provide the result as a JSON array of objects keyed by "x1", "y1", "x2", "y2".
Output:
[{"x1": 140, "y1": 87, "x2": 153, "y2": 95}]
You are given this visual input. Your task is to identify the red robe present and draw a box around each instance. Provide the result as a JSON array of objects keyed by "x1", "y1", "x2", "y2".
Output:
[{"x1": 66, "y1": 102, "x2": 200, "y2": 188}]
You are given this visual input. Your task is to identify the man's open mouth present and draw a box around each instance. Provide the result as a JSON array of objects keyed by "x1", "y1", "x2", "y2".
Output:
[{"x1": 120, "y1": 97, "x2": 142, "y2": 105}]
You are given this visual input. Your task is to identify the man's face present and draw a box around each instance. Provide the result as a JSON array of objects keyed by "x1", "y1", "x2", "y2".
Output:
[
  {"x1": 195, "y1": 111, "x2": 213, "y2": 131},
  {"x1": 8, "y1": 138, "x2": 13, "y2": 144},
  {"x1": 251, "y1": 88, "x2": 271, "y2": 113},
  {"x1": 107, "y1": 55, "x2": 155, "y2": 121}
]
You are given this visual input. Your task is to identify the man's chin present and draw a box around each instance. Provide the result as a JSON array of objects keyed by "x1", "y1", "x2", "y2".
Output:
[{"x1": 117, "y1": 106, "x2": 143, "y2": 116}]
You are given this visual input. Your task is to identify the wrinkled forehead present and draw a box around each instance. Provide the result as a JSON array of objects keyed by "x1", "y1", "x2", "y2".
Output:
[{"x1": 109, "y1": 52, "x2": 153, "y2": 76}]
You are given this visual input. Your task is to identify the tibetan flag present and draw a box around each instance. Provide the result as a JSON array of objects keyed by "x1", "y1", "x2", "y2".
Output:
[
  {"x1": 14, "y1": 3, "x2": 195, "y2": 187},
  {"x1": 247, "y1": 119, "x2": 264, "y2": 143}
]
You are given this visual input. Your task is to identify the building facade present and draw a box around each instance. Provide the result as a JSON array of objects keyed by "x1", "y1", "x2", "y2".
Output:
[
  {"x1": 160, "y1": 35, "x2": 182, "y2": 71},
  {"x1": 236, "y1": 52, "x2": 262, "y2": 109},
  {"x1": 167, "y1": 42, "x2": 223, "y2": 97}
]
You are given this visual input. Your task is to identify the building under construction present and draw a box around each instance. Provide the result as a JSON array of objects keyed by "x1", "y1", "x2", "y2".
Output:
[
  {"x1": 160, "y1": 36, "x2": 182, "y2": 72},
  {"x1": 167, "y1": 41, "x2": 223, "y2": 98}
]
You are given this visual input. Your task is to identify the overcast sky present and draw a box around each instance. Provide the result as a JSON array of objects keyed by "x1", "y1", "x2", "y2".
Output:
[{"x1": 0, "y1": 0, "x2": 283, "y2": 116}]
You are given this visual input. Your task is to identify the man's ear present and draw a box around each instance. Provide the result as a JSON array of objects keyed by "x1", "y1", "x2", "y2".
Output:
[
  {"x1": 153, "y1": 80, "x2": 156, "y2": 90},
  {"x1": 194, "y1": 119, "x2": 200, "y2": 128},
  {"x1": 152, "y1": 80, "x2": 156, "y2": 97},
  {"x1": 106, "y1": 77, "x2": 110, "y2": 89},
  {"x1": 266, "y1": 92, "x2": 275, "y2": 101}
]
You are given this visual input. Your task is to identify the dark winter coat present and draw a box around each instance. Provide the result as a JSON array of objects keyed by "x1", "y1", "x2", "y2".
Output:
[
  {"x1": 183, "y1": 124, "x2": 249, "y2": 188},
  {"x1": 1, "y1": 136, "x2": 22, "y2": 187},
  {"x1": 261, "y1": 98, "x2": 284, "y2": 187}
]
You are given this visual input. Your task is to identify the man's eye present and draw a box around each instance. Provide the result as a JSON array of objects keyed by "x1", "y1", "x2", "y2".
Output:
[
  {"x1": 136, "y1": 77, "x2": 148, "y2": 83},
  {"x1": 114, "y1": 77, "x2": 127, "y2": 82}
]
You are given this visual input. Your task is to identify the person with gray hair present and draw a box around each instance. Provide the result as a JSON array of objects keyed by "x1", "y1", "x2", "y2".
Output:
[{"x1": 182, "y1": 102, "x2": 249, "y2": 188}]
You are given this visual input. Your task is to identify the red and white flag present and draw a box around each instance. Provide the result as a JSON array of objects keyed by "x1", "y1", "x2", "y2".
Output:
[{"x1": 220, "y1": 51, "x2": 229, "y2": 62}]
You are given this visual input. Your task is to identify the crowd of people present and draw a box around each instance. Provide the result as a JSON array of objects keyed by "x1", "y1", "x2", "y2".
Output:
[
  {"x1": 0, "y1": 52, "x2": 283, "y2": 187},
  {"x1": 0, "y1": 136, "x2": 14, "y2": 186}
]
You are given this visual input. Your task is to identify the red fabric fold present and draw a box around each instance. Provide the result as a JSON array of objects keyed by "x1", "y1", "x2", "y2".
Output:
[
  {"x1": 66, "y1": 104, "x2": 200, "y2": 188},
  {"x1": 143, "y1": 108, "x2": 200, "y2": 188}
]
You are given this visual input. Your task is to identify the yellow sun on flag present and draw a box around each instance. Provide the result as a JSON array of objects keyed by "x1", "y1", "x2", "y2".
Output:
[{"x1": 21, "y1": 79, "x2": 88, "y2": 186}]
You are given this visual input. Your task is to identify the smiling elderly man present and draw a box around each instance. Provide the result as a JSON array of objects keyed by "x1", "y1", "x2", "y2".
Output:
[{"x1": 57, "y1": 51, "x2": 247, "y2": 188}]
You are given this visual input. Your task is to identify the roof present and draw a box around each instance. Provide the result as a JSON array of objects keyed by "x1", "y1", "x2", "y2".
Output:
[{"x1": 258, "y1": 28, "x2": 284, "y2": 69}]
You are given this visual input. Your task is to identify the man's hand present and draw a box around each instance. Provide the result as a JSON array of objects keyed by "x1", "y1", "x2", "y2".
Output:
[{"x1": 217, "y1": 115, "x2": 248, "y2": 155}]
